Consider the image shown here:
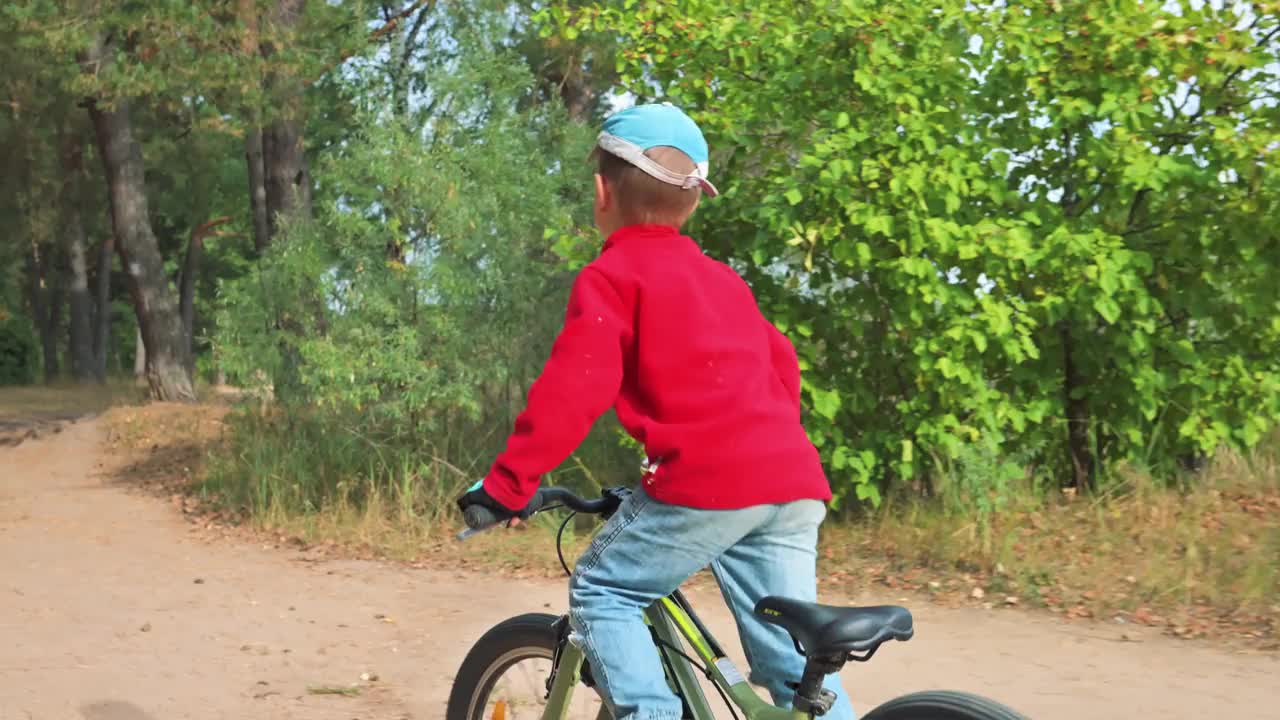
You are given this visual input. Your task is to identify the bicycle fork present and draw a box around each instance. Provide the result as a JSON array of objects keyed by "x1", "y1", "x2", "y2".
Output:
[{"x1": 544, "y1": 616, "x2": 607, "y2": 720}]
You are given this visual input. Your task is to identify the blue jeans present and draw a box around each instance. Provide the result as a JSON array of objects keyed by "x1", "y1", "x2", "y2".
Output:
[{"x1": 569, "y1": 488, "x2": 855, "y2": 720}]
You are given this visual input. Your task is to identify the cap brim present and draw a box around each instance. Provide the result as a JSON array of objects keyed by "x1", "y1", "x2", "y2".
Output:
[{"x1": 595, "y1": 133, "x2": 719, "y2": 197}]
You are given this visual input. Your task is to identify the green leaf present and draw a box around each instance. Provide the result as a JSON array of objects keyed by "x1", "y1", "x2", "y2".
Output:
[
  {"x1": 970, "y1": 331, "x2": 988, "y2": 353},
  {"x1": 856, "y1": 242, "x2": 872, "y2": 265},
  {"x1": 1093, "y1": 296, "x2": 1121, "y2": 324},
  {"x1": 809, "y1": 385, "x2": 842, "y2": 420},
  {"x1": 784, "y1": 188, "x2": 803, "y2": 206},
  {"x1": 854, "y1": 481, "x2": 882, "y2": 508}
]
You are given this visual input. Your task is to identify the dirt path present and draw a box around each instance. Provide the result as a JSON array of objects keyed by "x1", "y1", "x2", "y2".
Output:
[{"x1": 1, "y1": 420, "x2": 1276, "y2": 720}]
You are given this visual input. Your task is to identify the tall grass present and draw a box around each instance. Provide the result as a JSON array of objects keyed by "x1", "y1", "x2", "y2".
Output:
[
  {"x1": 203, "y1": 410, "x2": 470, "y2": 535},
  {"x1": 173, "y1": 399, "x2": 1279, "y2": 631},
  {"x1": 200, "y1": 405, "x2": 637, "y2": 556},
  {"x1": 847, "y1": 434, "x2": 1280, "y2": 625}
]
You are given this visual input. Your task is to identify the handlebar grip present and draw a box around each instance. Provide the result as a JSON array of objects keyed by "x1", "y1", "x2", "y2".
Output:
[{"x1": 463, "y1": 504, "x2": 499, "y2": 531}]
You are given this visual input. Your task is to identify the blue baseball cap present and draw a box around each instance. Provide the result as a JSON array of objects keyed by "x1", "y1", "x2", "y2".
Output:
[{"x1": 596, "y1": 103, "x2": 719, "y2": 197}]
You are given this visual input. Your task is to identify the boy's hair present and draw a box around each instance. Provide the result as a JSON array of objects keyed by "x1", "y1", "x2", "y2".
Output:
[{"x1": 595, "y1": 145, "x2": 701, "y2": 228}]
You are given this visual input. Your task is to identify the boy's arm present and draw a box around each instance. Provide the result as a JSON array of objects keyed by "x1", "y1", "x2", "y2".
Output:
[
  {"x1": 766, "y1": 320, "x2": 802, "y2": 412},
  {"x1": 481, "y1": 268, "x2": 631, "y2": 511}
]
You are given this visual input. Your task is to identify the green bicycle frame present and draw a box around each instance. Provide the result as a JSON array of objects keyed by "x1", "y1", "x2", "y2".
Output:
[{"x1": 542, "y1": 592, "x2": 808, "y2": 720}]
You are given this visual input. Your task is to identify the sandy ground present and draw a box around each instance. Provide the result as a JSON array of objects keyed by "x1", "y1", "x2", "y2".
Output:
[{"x1": 0, "y1": 419, "x2": 1276, "y2": 720}]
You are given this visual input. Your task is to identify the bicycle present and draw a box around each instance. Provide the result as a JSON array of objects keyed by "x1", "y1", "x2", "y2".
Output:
[{"x1": 446, "y1": 486, "x2": 1029, "y2": 720}]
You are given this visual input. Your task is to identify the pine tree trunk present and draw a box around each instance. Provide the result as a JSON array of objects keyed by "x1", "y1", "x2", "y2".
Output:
[
  {"x1": 245, "y1": 129, "x2": 271, "y2": 253},
  {"x1": 238, "y1": 0, "x2": 272, "y2": 253},
  {"x1": 262, "y1": 120, "x2": 311, "y2": 239},
  {"x1": 91, "y1": 233, "x2": 113, "y2": 383},
  {"x1": 61, "y1": 130, "x2": 95, "y2": 383},
  {"x1": 261, "y1": 0, "x2": 312, "y2": 242},
  {"x1": 84, "y1": 34, "x2": 195, "y2": 402}
]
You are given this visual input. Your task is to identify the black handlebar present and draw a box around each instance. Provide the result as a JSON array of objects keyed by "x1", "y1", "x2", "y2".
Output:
[{"x1": 460, "y1": 486, "x2": 628, "y2": 536}]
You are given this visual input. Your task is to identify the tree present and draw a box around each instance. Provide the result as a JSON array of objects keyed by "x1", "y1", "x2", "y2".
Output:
[
  {"x1": 260, "y1": 0, "x2": 314, "y2": 243},
  {"x1": 83, "y1": 33, "x2": 195, "y2": 401},
  {"x1": 214, "y1": 7, "x2": 598, "y2": 477},
  {"x1": 560, "y1": 0, "x2": 1280, "y2": 501},
  {"x1": 513, "y1": 0, "x2": 618, "y2": 122},
  {"x1": 90, "y1": 231, "x2": 114, "y2": 382},
  {"x1": 58, "y1": 124, "x2": 96, "y2": 383},
  {"x1": 238, "y1": 0, "x2": 273, "y2": 254}
]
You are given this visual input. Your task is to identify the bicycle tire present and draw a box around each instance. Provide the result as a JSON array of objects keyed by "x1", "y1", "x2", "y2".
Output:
[
  {"x1": 445, "y1": 612, "x2": 610, "y2": 720},
  {"x1": 862, "y1": 690, "x2": 1029, "y2": 720}
]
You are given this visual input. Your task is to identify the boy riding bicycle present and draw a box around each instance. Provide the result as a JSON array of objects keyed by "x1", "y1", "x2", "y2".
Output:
[{"x1": 457, "y1": 103, "x2": 854, "y2": 720}]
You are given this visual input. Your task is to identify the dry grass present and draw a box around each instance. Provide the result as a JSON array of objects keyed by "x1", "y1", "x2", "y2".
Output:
[
  {"x1": 0, "y1": 381, "x2": 147, "y2": 442},
  {"x1": 96, "y1": 399, "x2": 1280, "y2": 646},
  {"x1": 823, "y1": 442, "x2": 1280, "y2": 644},
  {"x1": 0, "y1": 381, "x2": 142, "y2": 418},
  {"x1": 100, "y1": 400, "x2": 584, "y2": 576}
]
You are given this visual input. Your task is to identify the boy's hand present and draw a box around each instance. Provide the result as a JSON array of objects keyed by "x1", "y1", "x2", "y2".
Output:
[{"x1": 456, "y1": 481, "x2": 527, "y2": 527}]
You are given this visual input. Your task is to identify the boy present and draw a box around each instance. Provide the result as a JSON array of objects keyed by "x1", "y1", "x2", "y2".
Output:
[{"x1": 457, "y1": 103, "x2": 853, "y2": 720}]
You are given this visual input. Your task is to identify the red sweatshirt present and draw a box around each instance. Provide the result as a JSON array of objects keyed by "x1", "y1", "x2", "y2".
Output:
[{"x1": 483, "y1": 224, "x2": 832, "y2": 511}]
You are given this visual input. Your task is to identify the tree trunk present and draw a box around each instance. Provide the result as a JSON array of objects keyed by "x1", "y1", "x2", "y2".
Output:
[
  {"x1": 25, "y1": 248, "x2": 61, "y2": 384},
  {"x1": 179, "y1": 241, "x2": 201, "y2": 378},
  {"x1": 179, "y1": 217, "x2": 232, "y2": 375},
  {"x1": 60, "y1": 129, "x2": 95, "y2": 383},
  {"x1": 44, "y1": 278, "x2": 64, "y2": 384},
  {"x1": 65, "y1": 232, "x2": 93, "y2": 382},
  {"x1": 91, "y1": 233, "x2": 114, "y2": 382},
  {"x1": 1060, "y1": 321, "x2": 1093, "y2": 491},
  {"x1": 561, "y1": 76, "x2": 597, "y2": 123},
  {"x1": 84, "y1": 35, "x2": 195, "y2": 402},
  {"x1": 261, "y1": 0, "x2": 312, "y2": 243},
  {"x1": 134, "y1": 325, "x2": 145, "y2": 378},
  {"x1": 238, "y1": 0, "x2": 272, "y2": 254},
  {"x1": 262, "y1": 120, "x2": 311, "y2": 239},
  {"x1": 245, "y1": 129, "x2": 271, "y2": 253}
]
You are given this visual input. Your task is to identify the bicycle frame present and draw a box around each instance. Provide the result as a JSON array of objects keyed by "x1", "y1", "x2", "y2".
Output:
[{"x1": 542, "y1": 590, "x2": 808, "y2": 720}]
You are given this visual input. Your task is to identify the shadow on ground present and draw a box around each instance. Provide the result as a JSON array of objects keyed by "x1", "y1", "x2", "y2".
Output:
[
  {"x1": 0, "y1": 414, "x2": 82, "y2": 447},
  {"x1": 81, "y1": 701, "x2": 158, "y2": 720}
]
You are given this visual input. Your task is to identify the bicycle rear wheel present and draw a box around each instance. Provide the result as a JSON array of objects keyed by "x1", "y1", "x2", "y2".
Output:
[
  {"x1": 862, "y1": 690, "x2": 1028, "y2": 720},
  {"x1": 446, "y1": 613, "x2": 611, "y2": 720}
]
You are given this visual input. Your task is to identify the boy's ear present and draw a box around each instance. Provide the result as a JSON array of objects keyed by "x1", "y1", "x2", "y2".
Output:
[{"x1": 594, "y1": 173, "x2": 611, "y2": 212}]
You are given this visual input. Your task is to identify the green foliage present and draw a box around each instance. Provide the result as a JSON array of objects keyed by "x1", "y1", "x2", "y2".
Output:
[
  {"x1": 218, "y1": 98, "x2": 585, "y2": 423},
  {"x1": 557, "y1": 0, "x2": 1280, "y2": 502},
  {"x1": 211, "y1": 23, "x2": 634, "y2": 516},
  {"x1": 0, "y1": 310, "x2": 38, "y2": 386}
]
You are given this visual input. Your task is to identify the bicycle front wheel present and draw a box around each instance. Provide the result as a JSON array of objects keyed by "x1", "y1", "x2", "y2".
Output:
[
  {"x1": 862, "y1": 690, "x2": 1029, "y2": 720},
  {"x1": 446, "y1": 613, "x2": 611, "y2": 720}
]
